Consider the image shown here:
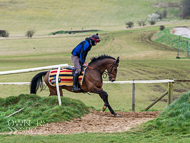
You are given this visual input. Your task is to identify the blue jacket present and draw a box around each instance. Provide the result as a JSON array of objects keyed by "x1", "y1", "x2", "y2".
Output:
[{"x1": 71, "y1": 38, "x2": 92, "y2": 65}]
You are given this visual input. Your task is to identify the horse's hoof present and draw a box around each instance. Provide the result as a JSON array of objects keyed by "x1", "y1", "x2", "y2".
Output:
[
  {"x1": 102, "y1": 105, "x2": 107, "y2": 112},
  {"x1": 114, "y1": 114, "x2": 119, "y2": 117}
]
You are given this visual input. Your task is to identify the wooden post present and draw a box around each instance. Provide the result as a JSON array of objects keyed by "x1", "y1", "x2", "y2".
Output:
[
  {"x1": 132, "y1": 79, "x2": 135, "y2": 111},
  {"x1": 145, "y1": 91, "x2": 168, "y2": 111},
  {"x1": 168, "y1": 82, "x2": 173, "y2": 106}
]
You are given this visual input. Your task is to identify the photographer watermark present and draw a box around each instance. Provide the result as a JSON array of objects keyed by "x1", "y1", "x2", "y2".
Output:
[
  {"x1": 4, "y1": 107, "x2": 49, "y2": 134},
  {"x1": 7, "y1": 119, "x2": 49, "y2": 134}
]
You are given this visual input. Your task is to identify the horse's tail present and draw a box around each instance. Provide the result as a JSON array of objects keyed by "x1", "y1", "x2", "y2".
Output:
[{"x1": 30, "y1": 71, "x2": 48, "y2": 94}]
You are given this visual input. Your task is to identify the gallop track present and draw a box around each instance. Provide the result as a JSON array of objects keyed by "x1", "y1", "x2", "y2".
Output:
[{"x1": 14, "y1": 110, "x2": 160, "y2": 135}]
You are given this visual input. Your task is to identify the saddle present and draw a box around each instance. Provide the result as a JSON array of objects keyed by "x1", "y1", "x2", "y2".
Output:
[{"x1": 48, "y1": 66, "x2": 86, "y2": 87}]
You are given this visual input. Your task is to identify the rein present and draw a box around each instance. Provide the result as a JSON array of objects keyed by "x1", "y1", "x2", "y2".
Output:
[
  {"x1": 84, "y1": 65, "x2": 100, "y2": 75},
  {"x1": 85, "y1": 65, "x2": 93, "y2": 69}
]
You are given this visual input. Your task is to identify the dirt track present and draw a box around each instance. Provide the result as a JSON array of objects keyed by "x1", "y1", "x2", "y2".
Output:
[{"x1": 11, "y1": 110, "x2": 160, "y2": 135}]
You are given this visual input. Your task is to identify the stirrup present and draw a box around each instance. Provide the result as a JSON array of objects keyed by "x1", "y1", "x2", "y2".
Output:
[{"x1": 72, "y1": 86, "x2": 81, "y2": 91}]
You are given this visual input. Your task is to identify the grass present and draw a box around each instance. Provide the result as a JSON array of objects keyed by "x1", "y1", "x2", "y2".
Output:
[
  {"x1": 1, "y1": 28, "x2": 190, "y2": 112},
  {"x1": 0, "y1": 0, "x2": 185, "y2": 34},
  {"x1": 139, "y1": 91, "x2": 190, "y2": 134},
  {"x1": 153, "y1": 28, "x2": 190, "y2": 58},
  {"x1": 1, "y1": 92, "x2": 190, "y2": 142},
  {"x1": 1, "y1": 0, "x2": 190, "y2": 142},
  {"x1": 0, "y1": 94, "x2": 89, "y2": 133},
  {"x1": 0, "y1": 132, "x2": 190, "y2": 143}
]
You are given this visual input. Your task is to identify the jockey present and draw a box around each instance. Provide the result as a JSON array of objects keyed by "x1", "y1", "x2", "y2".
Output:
[{"x1": 71, "y1": 33, "x2": 100, "y2": 91}]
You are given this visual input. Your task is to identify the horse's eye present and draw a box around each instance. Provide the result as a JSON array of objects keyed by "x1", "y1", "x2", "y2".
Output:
[{"x1": 114, "y1": 68, "x2": 117, "y2": 71}]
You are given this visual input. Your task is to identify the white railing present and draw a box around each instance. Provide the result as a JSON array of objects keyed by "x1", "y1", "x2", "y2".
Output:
[
  {"x1": 0, "y1": 64, "x2": 68, "y2": 75},
  {"x1": 0, "y1": 65, "x2": 176, "y2": 110},
  {"x1": 0, "y1": 79, "x2": 174, "y2": 85},
  {"x1": 103, "y1": 80, "x2": 174, "y2": 84},
  {"x1": 0, "y1": 64, "x2": 68, "y2": 106}
]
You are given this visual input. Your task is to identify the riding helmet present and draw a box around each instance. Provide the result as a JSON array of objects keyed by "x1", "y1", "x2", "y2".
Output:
[{"x1": 90, "y1": 33, "x2": 100, "y2": 45}]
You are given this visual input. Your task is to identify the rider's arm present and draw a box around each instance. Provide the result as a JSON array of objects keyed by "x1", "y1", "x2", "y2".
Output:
[{"x1": 80, "y1": 41, "x2": 90, "y2": 65}]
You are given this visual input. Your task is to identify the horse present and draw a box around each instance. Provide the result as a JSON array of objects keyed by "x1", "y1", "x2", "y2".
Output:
[{"x1": 30, "y1": 55, "x2": 120, "y2": 117}]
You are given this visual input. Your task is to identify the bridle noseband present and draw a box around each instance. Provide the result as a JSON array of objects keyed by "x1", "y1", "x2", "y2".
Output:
[{"x1": 102, "y1": 60, "x2": 117, "y2": 79}]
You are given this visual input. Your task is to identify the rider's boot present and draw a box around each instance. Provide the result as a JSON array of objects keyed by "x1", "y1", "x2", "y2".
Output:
[{"x1": 72, "y1": 73, "x2": 81, "y2": 91}]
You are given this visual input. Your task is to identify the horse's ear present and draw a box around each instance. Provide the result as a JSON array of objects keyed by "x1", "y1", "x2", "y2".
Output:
[{"x1": 116, "y1": 57, "x2": 119, "y2": 63}]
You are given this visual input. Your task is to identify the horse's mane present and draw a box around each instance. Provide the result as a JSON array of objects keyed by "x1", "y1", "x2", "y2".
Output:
[{"x1": 89, "y1": 54, "x2": 115, "y2": 64}]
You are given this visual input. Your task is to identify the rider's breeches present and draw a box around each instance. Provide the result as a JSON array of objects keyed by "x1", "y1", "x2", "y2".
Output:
[{"x1": 71, "y1": 54, "x2": 81, "y2": 74}]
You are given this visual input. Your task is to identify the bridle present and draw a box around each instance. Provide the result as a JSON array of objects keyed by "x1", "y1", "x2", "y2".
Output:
[{"x1": 102, "y1": 60, "x2": 118, "y2": 79}]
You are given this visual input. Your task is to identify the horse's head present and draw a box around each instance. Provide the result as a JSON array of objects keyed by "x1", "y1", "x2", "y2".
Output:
[
  {"x1": 108, "y1": 57, "x2": 119, "y2": 82},
  {"x1": 89, "y1": 55, "x2": 120, "y2": 82}
]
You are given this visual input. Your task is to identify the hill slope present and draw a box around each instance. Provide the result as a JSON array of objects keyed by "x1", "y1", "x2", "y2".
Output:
[
  {"x1": 139, "y1": 91, "x2": 190, "y2": 134},
  {"x1": 0, "y1": 0, "x2": 182, "y2": 34}
]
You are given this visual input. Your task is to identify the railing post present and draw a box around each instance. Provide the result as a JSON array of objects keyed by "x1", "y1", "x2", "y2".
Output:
[
  {"x1": 168, "y1": 82, "x2": 173, "y2": 106},
  {"x1": 132, "y1": 79, "x2": 135, "y2": 111},
  {"x1": 56, "y1": 67, "x2": 62, "y2": 106},
  {"x1": 145, "y1": 91, "x2": 168, "y2": 111}
]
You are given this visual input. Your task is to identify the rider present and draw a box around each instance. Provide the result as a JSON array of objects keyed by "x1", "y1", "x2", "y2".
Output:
[{"x1": 71, "y1": 33, "x2": 100, "y2": 91}]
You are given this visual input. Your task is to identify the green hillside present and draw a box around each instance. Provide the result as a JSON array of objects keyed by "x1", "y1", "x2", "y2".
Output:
[
  {"x1": 153, "y1": 28, "x2": 190, "y2": 58},
  {"x1": 0, "y1": 94, "x2": 89, "y2": 132},
  {"x1": 0, "y1": 0, "x2": 182, "y2": 34},
  {"x1": 140, "y1": 91, "x2": 190, "y2": 134}
]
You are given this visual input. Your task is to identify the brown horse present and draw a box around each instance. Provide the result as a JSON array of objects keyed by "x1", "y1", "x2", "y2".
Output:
[{"x1": 30, "y1": 55, "x2": 119, "y2": 117}]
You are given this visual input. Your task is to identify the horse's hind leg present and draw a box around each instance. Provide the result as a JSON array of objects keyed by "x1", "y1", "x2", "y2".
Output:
[
  {"x1": 49, "y1": 87, "x2": 57, "y2": 96},
  {"x1": 49, "y1": 87, "x2": 63, "y2": 96},
  {"x1": 44, "y1": 71, "x2": 58, "y2": 96},
  {"x1": 44, "y1": 71, "x2": 63, "y2": 96},
  {"x1": 59, "y1": 87, "x2": 63, "y2": 96}
]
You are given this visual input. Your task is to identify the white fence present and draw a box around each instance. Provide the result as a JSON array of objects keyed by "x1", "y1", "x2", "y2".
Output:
[
  {"x1": 0, "y1": 64, "x2": 175, "y2": 110},
  {"x1": 0, "y1": 64, "x2": 68, "y2": 106},
  {"x1": 0, "y1": 80, "x2": 174, "y2": 85},
  {"x1": 0, "y1": 64, "x2": 68, "y2": 75}
]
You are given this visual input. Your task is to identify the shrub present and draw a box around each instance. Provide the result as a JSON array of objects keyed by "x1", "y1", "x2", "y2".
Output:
[
  {"x1": 126, "y1": 22, "x2": 134, "y2": 28},
  {"x1": 137, "y1": 20, "x2": 146, "y2": 27},
  {"x1": 155, "y1": 11, "x2": 163, "y2": 20},
  {"x1": 26, "y1": 30, "x2": 35, "y2": 38},
  {"x1": 4, "y1": 31, "x2": 9, "y2": 37},
  {"x1": 0, "y1": 30, "x2": 9, "y2": 38},
  {"x1": 159, "y1": 25, "x2": 165, "y2": 31},
  {"x1": 147, "y1": 13, "x2": 160, "y2": 25}
]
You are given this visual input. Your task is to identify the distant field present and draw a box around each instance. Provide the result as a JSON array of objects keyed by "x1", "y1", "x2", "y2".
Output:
[
  {"x1": 0, "y1": 0, "x2": 184, "y2": 35},
  {"x1": 1, "y1": 26, "x2": 190, "y2": 111}
]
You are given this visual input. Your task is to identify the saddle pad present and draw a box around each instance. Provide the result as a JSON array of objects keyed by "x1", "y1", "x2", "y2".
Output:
[{"x1": 48, "y1": 67, "x2": 86, "y2": 87}]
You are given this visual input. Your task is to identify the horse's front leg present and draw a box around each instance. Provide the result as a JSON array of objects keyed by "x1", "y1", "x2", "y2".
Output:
[
  {"x1": 102, "y1": 104, "x2": 107, "y2": 112},
  {"x1": 92, "y1": 87, "x2": 119, "y2": 117},
  {"x1": 101, "y1": 90, "x2": 119, "y2": 117}
]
